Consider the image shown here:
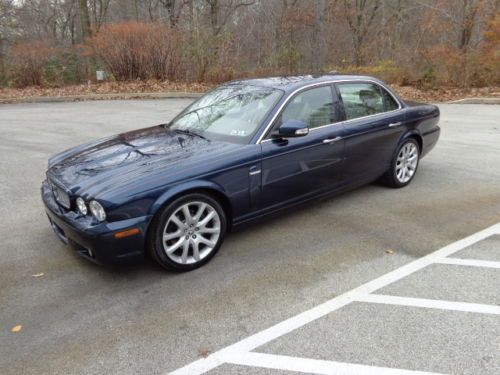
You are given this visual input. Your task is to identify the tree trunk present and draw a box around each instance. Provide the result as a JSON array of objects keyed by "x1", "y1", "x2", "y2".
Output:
[
  {"x1": 78, "y1": 0, "x2": 94, "y2": 81},
  {"x1": 134, "y1": 0, "x2": 139, "y2": 21},
  {"x1": 0, "y1": 38, "x2": 4, "y2": 84},
  {"x1": 314, "y1": 0, "x2": 326, "y2": 71},
  {"x1": 187, "y1": 0, "x2": 194, "y2": 30},
  {"x1": 78, "y1": 0, "x2": 92, "y2": 41},
  {"x1": 210, "y1": 1, "x2": 219, "y2": 32},
  {"x1": 458, "y1": 0, "x2": 480, "y2": 89}
]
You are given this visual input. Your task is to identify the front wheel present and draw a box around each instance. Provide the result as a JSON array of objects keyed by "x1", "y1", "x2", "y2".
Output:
[
  {"x1": 148, "y1": 193, "x2": 227, "y2": 271},
  {"x1": 382, "y1": 138, "x2": 420, "y2": 188}
]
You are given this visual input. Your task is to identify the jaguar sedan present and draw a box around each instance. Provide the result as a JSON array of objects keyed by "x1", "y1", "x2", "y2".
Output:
[{"x1": 41, "y1": 74, "x2": 440, "y2": 271}]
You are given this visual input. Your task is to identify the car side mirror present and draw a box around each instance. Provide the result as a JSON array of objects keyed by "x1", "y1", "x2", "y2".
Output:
[{"x1": 276, "y1": 120, "x2": 309, "y2": 138}]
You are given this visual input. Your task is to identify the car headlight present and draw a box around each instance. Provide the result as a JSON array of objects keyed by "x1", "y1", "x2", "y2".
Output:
[
  {"x1": 89, "y1": 200, "x2": 106, "y2": 222},
  {"x1": 76, "y1": 197, "x2": 88, "y2": 215}
]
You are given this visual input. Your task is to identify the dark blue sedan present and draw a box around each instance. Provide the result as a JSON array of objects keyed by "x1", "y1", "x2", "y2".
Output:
[{"x1": 41, "y1": 74, "x2": 440, "y2": 271}]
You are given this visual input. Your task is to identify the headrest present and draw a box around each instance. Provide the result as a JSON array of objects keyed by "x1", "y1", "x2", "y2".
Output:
[{"x1": 359, "y1": 89, "x2": 377, "y2": 101}]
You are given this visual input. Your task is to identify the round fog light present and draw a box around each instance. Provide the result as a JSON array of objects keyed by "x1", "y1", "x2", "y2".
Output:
[
  {"x1": 76, "y1": 197, "x2": 87, "y2": 215},
  {"x1": 89, "y1": 200, "x2": 106, "y2": 222}
]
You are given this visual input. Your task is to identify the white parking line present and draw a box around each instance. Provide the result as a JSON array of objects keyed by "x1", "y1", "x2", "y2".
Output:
[
  {"x1": 226, "y1": 352, "x2": 445, "y2": 375},
  {"x1": 436, "y1": 257, "x2": 500, "y2": 269},
  {"x1": 168, "y1": 223, "x2": 500, "y2": 375},
  {"x1": 356, "y1": 294, "x2": 500, "y2": 315}
]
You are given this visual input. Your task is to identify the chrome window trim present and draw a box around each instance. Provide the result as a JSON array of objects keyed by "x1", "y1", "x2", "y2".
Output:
[{"x1": 256, "y1": 79, "x2": 403, "y2": 144}]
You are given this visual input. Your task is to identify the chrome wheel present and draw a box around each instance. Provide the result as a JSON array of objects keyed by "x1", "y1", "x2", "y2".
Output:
[
  {"x1": 395, "y1": 142, "x2": 418, "y2": 183},
  {"x1": 162, "y1": 201, "x2": 221, "y2": 265}
]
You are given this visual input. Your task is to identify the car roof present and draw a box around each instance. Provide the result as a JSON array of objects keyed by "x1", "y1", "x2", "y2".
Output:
[{"x1": 224, "y1": 74, "x2": 385, "y2": 93}]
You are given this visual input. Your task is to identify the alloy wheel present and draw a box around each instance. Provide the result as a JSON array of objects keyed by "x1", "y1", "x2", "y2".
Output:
[
  {"x1": 395, "y1": 142, "x2": 419, "y2": 184},
  {"x1": 162, "y1": 201, "x2": 221, "y2": 265}
]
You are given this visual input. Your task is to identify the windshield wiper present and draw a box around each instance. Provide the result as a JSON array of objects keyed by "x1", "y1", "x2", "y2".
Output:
[{"x1": 173, "y1": 128, "x2": 210, "y2": 142}]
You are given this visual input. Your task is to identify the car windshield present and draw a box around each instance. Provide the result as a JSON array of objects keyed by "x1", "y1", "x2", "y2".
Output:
[{"x1": 168, "y1": 85, "x2": 283, "y2": 143}]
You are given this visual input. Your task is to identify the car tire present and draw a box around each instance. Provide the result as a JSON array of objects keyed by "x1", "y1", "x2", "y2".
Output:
[
  {"x1": 381, "y1": 138, "x2": 420, "y2": 188},
  {"x1": 148, "y1": 193, "x2": 227, "y2": 272}
]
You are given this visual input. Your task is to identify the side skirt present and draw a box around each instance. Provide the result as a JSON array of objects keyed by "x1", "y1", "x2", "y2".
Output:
[{"x1": 231, "y1": 176, "x2": 378, "y2": 229}]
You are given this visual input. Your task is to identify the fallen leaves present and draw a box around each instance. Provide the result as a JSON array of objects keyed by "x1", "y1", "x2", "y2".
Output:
[
  {"x1": 392, "y1": 85, "x2": 500, "y2": 103},
  {"x1": 198, "y1": 349, "x2": 210, "y2": 358},
  {"x1": 11, "y1": 325, "x2": 22, "y2": 333},
  {"x1": 1, "y1": 80, "x2": 498, "y2": 103},
  {"x1": 0, "y1": 80, "x2": 212, "y2": 101}
]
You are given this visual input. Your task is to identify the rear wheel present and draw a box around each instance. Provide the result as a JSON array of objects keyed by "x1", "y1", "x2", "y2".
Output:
[
  {"x1": 148, "y1": 193, "x2": 227, "y2": 271},
  {"x1": 382, "y1": 138, "x2": 420, "y2": 188}
]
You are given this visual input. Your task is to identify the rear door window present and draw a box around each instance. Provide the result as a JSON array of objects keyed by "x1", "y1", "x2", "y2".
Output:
[
  {"x1": 337, "y1": 83, "x2": 398, "y2": 120},
  {"x1": 380, "y1": 86, "x2": 400, "y2": 111}
]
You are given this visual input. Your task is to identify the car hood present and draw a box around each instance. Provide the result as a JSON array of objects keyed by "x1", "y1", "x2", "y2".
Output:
[{"x1": 47, "y1": 126, "x2": 240, "y2": 195}]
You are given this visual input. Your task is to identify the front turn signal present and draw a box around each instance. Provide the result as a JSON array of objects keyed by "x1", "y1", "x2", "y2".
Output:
[{"x1": 114, "y1": 228, "x2": 140, "y2": 239}]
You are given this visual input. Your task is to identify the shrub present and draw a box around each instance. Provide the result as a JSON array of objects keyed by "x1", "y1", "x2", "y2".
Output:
[
  {"x1": 419, "y1": 40, "x2": 500, "y2": 88},
  {"x1": 326, "y1": 60, "x2": 405, "y2": 84},
  {"x1": 42, "y1": 50, "x2": 86, "y2": 86},
  {"x1": 481, "y1": 14, "x2": 500, "y2": 85},
  {"x1": 419, "y1": 46, "x2": 464, "y2": 87},
  {"x1": 0, "y1": 67, "x2": 6, "y2": 87},
  {"x1": 417, "y1": 66, "x2": 437, "y2": 89},
  {"x1": 183, "y1": 31, "x2": 237, "y2": 83},
  {"x1": 6, "y1": 41, "x2": 56, "y2": 87},
  {"x1": 275, "y1": 43, "x2": 302, "y2": 74},
  {"x1": 89, "y1": 21, "x2": 240, "y2": 83},
  {"x1": 88, "y1": 21, "x2": 184, "y2": 81}
]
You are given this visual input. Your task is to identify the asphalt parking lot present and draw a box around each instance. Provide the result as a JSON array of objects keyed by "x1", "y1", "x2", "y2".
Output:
[{"x1": 1, "y1": 100, "x2": 499, "y2": 375}]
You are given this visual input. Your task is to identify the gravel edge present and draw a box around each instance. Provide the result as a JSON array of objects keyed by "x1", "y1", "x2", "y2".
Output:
[
  {"x1": 1, "y1": 92, "x2": 499, "y2": 105},
  {"x1": 0, "y1": 91, "x2": 203, "y2": 104}
]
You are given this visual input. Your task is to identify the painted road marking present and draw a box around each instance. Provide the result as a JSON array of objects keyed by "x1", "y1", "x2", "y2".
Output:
[
  {"x1": 225, "y1": 352, "x2": 445, "y2": 375},
  {"x1": 169, "y1": 223, "x2": 500, "y2": 375},
  {"x1": 436, "y1": 257, "x2": 500, "y2": 269},
  {"x1": 356, "y1": 294, "x2": 500, "y2": 315}
]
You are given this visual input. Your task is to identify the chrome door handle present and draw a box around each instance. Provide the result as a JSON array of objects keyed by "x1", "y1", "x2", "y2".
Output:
[
  {"x1": 323, "y1": 136, "x2": 342, "y2": 144},
  {"x1": 388, "y1": 121, "x2": 403, "y2": 128}
]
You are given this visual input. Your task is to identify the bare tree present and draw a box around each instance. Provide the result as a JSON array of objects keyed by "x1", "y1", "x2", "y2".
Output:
[
  {"x1": 314, "y1": 0, "x2": 327, "y2": 70},
  {"x1": 159, "y1": 0, "x2": 187, "y2": 27},
  {"x1": 205, "y1": 0, "x2": 255, "y2": 35},
  {"x1": 1, "y1": 0, "x2": 500, "y2": 88},
  {"x1": 78, "y1": 0, "x2": 92, "y2": 40},
  {"x1": 342, "y1": 0, "x2": 381, "y2": 65},
  {"x1": 0, "y1": 0, "x2": 16, "y2": 76},
  {"x1": 90, "y1": 0, "x2": 112, "y2": 32}
]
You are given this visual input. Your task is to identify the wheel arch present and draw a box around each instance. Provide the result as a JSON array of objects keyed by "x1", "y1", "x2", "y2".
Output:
[
  {"x1": 400, "y1": 130, "x2": 423, "y2": 153},
  {"x1": 148, "y1": 180, "x2": 233, "y2": 231}
]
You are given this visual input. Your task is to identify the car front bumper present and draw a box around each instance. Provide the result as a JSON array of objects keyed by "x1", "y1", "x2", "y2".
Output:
[{"x1": 41, "y1": 181, "x2": 151, "y2": 265}]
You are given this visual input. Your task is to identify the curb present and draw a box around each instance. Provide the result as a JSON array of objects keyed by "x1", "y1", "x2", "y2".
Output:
[
  {"x1": 0, "y1": 91, "x2": 203, "y2": 104},
  {"x1": 446, "y1": 97, "x2": 500, "y2": 104},
  {"x1": 1, "y1": 92, "x2": 498, "y2": 105}
]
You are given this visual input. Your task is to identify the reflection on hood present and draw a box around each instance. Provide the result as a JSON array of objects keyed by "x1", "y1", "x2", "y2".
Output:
[{"x1": 48, "y1": 126, "x2": 231, "y2": 189}]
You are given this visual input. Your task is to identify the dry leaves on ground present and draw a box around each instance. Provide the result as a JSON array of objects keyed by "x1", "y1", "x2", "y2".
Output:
[
  {"x1": 0, "y1": 80, "x2": 212, "y2": 101},
  {"x1": 1, "y1": 80, "x2": 499, "y2": 103},
  {"x1": 198, "y1": 348, "x2": 211, "y2": 358},
  {"x1": 11, "y1": 325, "x2": 22, "y2": 333},
  {"x1": 393, "y1": 85, "x2": 500, "y2": 102}
]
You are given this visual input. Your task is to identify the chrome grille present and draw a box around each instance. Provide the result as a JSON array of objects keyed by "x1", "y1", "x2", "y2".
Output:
[{"x1": 48, "y1": 178, "x2": 71, "y2": 209}]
